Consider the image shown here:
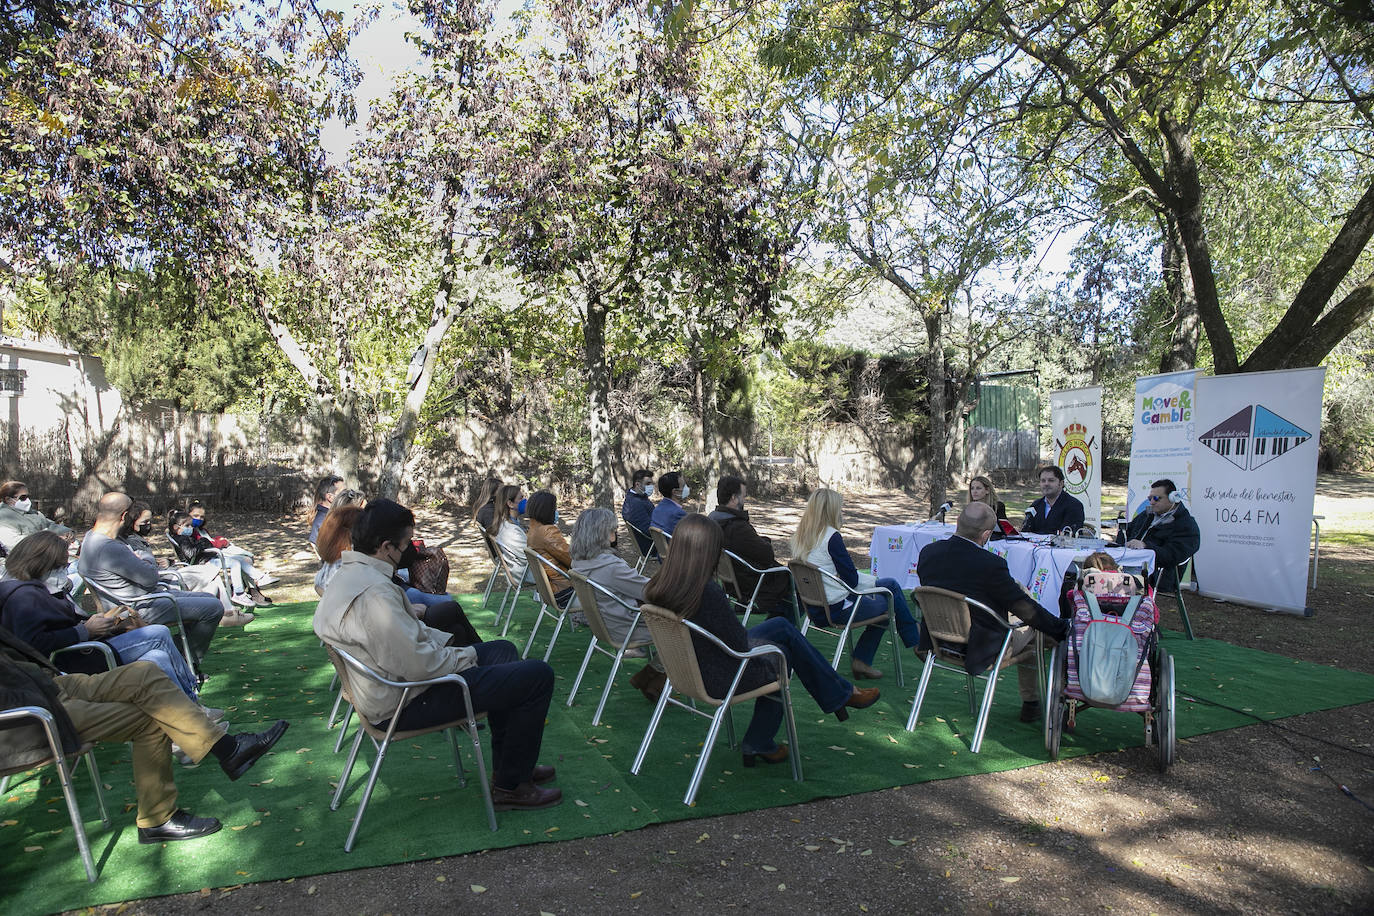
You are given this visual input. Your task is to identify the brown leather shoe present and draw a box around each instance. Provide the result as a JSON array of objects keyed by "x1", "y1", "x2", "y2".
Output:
[
  {"x1": 632, "y1": 666, "x2": 667, "y2": 702},
  {"x1": 531, "y1": 765, "x2": 556, "y2": 784},
  {"x1": 491, "y1": 782, "x2": 563, "y2": 811},
  {"x1": 850, "y1": 659, "x2": 883, "y2": 680},
  {"x1": 845, "y1": 685, "x2": 881, "y2": 710}
]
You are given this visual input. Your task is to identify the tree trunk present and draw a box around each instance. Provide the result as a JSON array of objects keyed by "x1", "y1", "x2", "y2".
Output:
[
  {"x1": 695, "y1": 359, "x2": 721, "y2": 514},
  {"x1": 924, "y1": 311, "x2": 948, "y2": 515},
  {"x1": 584, "y1": 290, "x2": 615, "y2": 509},
  {"x1": 377, "y1": 279, "x2": 468, "y2": 501},
  {"x1": 1158, "y1": 213, "x2": 1200, "y2": 372}
]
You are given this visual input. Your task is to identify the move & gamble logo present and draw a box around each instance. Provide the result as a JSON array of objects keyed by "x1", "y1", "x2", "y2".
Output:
[{"x1": 1141, "y1": 390, "x2": 1192, "y2": 424}]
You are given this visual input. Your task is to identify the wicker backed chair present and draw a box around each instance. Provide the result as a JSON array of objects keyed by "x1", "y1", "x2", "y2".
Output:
[
  {"x1": 483, "y1": 531, "x2": 533, "y2": 637},
  {"x1": 788, "y1": 559, "x2": 904, "y2": 686},
  {"x1": 325, "y1": 645, "x2": 495, "y2": 852},
  {"x1": 629, "y1": 603, "x2": 802, "y2": 806},
  {"x1": 565, "y1": 570, "x2": 654, "y2": 725},
  {"x1": 905, "y1": 586, "x2": 1041, "y2": 753},
  {"x1": 521, "y1": 550, "x2": 575, "y2": 661},
  {"x1": 648, "y1": 526, "x2": 673, "y2": 564},
  {"x1": 623, "y1": 520, "x2": 656, "y2": 574},
  {"x1": 0, "y1": 706, "x2": 111, "y2": 882},
  {"x1": 716, "y1": 548, "x2": 789, "y2": 628}
]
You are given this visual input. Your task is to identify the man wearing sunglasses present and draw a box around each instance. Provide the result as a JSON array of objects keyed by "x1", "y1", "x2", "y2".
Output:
[{"x1": 1118, "y1": 479, "x2": 1200, "y2": 590}]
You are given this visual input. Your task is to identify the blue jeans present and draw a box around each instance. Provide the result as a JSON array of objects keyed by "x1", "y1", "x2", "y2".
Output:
[
  {"x1": 741, "y1": 617, "x2": 854, "y2": 755},
  {"x1": 812, "y1": 577, "x2": 920, "y2": 665},
  {"x1": 380, "y1": 640, "x2": 553, "y2": 791},
  {"x1": 106, "y1": 625, "x2": 199, "y2": 700},
  {"x1": 405, "y1": 586, "x2": 453, "y2": 609},
  {"x1": 139, "y1": 590, "x2": 225, "y2": 666}
]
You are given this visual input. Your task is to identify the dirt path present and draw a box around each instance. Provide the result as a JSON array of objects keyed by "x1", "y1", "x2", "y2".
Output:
[{"x1": 100, "y1": 476, "x2": 1374, "y2": 915}]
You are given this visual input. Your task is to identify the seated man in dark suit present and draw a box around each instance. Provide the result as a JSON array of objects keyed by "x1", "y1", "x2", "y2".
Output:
[
  {"x1": 1117, "y1": 478, "x2": 1200, "y2": 590},
  {"x1": 707, "y1": 475, "x2": 794, "y2": 622},
  {"x1": 309, "y1": 475, "x2": 345, "y2": 546},
  {"x1": 917, "y1": 503, "x2": 1070, "y2": 723},
  {"x1": 1022, "y1": 465, "x2": 1086, "y2": 535}
]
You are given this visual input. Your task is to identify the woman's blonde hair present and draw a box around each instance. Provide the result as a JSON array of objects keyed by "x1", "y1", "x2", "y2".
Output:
[
  {"x1": 969, "y1": 475, "x2": 998, "y2": 509},
  {"x1": 791, "y1": 488, "x2": 844, "y2": 557}
]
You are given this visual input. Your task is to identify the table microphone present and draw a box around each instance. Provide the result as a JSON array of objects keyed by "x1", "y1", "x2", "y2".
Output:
[
  {"x1": 932, "y1": 501, "x2": 953, "y2": 523},
  {"x1": 1023, "y1": 505, "x2": 1036, "y2": 519}
]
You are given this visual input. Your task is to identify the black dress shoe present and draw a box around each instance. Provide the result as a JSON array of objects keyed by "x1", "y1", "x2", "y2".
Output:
[
  {"x1": 531, "y1": 765, "x2": 556, "y2": 784},
  {"x1": 220, "y1": 719, "x2": 289, "y2": 781},
  {"x1": 1019, "y1": 701, "x2": 1041, "y2": 723},
  {"x1": 138, "y1": 809, "x2": 222, "y2": 844}
]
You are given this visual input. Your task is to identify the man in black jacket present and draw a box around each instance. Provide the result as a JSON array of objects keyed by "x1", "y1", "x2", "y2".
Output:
[
  {"x1": 1118, "y1": 478, "x2": 1201, "y2": 589},
  {"x1": 707, "y1": 476, "x2": 795, "y2": 622},
  {"x1": 1022, "y1": 465, "x2": 1086, "y2": 534},
  {"x1": 0, "y1": 626, "x2": 288, "y2": 844},
  {"x1": 620, "y1": 469, "x2": 656, "y2": 560},
  {"x1": 917, "y1": 503, "x2": 1070, "y2": 723}
]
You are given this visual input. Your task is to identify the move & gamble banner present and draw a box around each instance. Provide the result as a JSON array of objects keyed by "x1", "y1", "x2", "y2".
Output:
[
  {"x1": 1192, "y1": 367, "x2": 1324, "y2": 613},
  {"x1": 1128, "y1": 370, "x2": 1198, "y2": 519},
  {"x1": 1049, "y1": 386, "x2": 1102, "y2": 528}
]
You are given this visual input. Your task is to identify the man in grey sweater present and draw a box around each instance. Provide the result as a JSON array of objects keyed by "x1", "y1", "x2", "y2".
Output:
[{"x1": 78, "y1": 493, "x2": 224, "y2": 667}]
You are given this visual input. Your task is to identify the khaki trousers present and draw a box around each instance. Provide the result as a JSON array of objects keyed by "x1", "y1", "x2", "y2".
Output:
[{"x1": 56, "y1": 661, "x2": 226, "y2": 828}]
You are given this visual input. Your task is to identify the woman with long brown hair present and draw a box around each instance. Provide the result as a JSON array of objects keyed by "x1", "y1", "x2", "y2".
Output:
[{"x1": 644, "y1": 514, "x2": 880, "y2": 768}]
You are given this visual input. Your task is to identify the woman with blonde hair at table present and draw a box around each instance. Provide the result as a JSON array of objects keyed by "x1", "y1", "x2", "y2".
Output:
[
  {"x1": 968, "y1": 476, "x2": 1017, "y2": 536},
  {"x1": 790, "y1": 488, "x2": 921, "y2": 680}
]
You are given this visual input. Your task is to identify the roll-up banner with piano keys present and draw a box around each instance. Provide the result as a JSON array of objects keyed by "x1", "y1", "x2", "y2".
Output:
[{"x1": 1192, "y1": 367, "x2": 1325, "y2": 613}]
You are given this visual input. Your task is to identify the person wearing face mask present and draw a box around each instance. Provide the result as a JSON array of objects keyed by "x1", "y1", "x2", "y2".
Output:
[
  {"x1": 161, "y1": 509, "x2": 254, "y2": 625},
  {"x1": 314, "y1": 498, "x2": 561, "y2": 811},
  {"x1": 78, "y1": 493, "x2": 225, "y2": 668},
  {"x1": 168, "y1": 509, "x2": 271, "y2": 610},
  {"x1": 487, "y1": 484, "x2": 530, "y2": 583},
  {"x1": 186, "y1": 501, "x2": 280, "y2": 590},
  {"x1": 649, "y1": 471, "x2": 690, "y2": 536},
  {"x1": 0, "y1": 531, "x2": 206, "y2": 704},
  {"x1": 916, "y1": 502, "x2": 1071, "y2": 724},
  {"x1": 619, "y1": 469, "x2": 657, "y2": 559},
  {"x1": 526, "y1": 491, "x2": 575, "y2": 607},
  {"x1": 0, "y1": 480, "x2": 73, "y2": 553}
]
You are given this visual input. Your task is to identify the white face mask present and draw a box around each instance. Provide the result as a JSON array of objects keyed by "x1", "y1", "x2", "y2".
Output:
[
  {"x1": 43, "y1": 568, "x2": 71, "y2": 595},
  {"x1": 13, "y1": 497, "x2": 32, "y2": 512},
  {"x1": 180, "y1": 526, "x2": 194, "y2": 536},
  {"x1": 554, "y1": 510, "x2": 561, "y2": 525},
  {"x1": 679, "y1": 484, "x2": 690, "y2": 501},
  {"x1": 641, "y1": 483, "x2": 654, "y2": 496}
]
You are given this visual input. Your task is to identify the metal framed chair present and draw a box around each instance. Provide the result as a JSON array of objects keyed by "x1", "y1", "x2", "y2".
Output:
[
  {"x1": 0, "y1": 706, "x2": 111, "y2": 882},
  {"x1": 630, "y1": 603, "x2": 802, "y2": 807},
  {"x1": 905, "y1": 585, "x2": 1042, "y2": 753},
  {"x1": 165, "y1": 533, "x2": 234, "y2": 595},
  {"x1": 1154, "y1": 556, "x2": 1197, "y2": 640},
  {"x1": 717, "y1": 548, "x2": 789, "y2": 628},
  {"x1": 788, "y1": 559, "x2": 904, "y2": 686},
  {"x1": 484, "y1": 531, "x2": 533, "y2": 637},
  {"x1": 325, "y1": 645, "x2": 496, "y2": 852},
  {"x1": 80, "y1": 578, "x2": 197, "y2": 677},
  {"x1": 477, "y1": 531, "x2": 504, "y2": 610},
  {"x1": 623, "y1": 520, "x2": 656, "y2": 574},
  {"x1": 521, "y1": 550, "x2": 575, "y2": 661},
  {"x1": 565, "y1": 570, "x2": 654, "y2": 725},
  {"x1": 648, "y1": 526, "x2": 672, "y2": 564}
]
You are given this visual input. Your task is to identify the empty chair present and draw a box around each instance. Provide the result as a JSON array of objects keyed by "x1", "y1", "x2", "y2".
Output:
[{"x1": 521, "y1": 550, "x2": 575, "y2": 661}]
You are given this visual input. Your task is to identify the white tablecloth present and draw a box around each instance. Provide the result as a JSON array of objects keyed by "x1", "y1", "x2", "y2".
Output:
[{"x1": 868, "y1": 523, "x2": 1156, "y2": 607}]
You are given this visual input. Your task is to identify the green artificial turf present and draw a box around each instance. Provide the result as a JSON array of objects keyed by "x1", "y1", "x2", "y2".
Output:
[{"x1": 4, "y1": 595, "x2": 1374, "y2": 915}]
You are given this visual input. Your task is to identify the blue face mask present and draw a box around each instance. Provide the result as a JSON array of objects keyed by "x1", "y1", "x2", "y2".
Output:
[
  {"x1": 180, "y1": 526, "x2": 193, "y2": 536},
  {"x1": 190, "y1": 517, "x2": 204, "y2": 528}
]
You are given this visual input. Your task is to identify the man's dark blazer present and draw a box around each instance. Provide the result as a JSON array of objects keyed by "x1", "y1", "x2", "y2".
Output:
[
  {"x1": 1023, "y1": 491, "x2": 1086, "y2": 534},
  {"x1": 916, "y1": 535, "x2": 1068, "y2": 676}
]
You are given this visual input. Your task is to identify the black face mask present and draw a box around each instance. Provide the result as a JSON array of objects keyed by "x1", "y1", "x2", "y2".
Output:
[
  {"x1": 610, "y1": 534, "x2": 619, "y2": 549},
  {"x1": 397, "y1": 541, "x2": 420, "y2": 568},
  {"x1": 136, "y1": 522, "x2": 152, "y2": 535}
]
